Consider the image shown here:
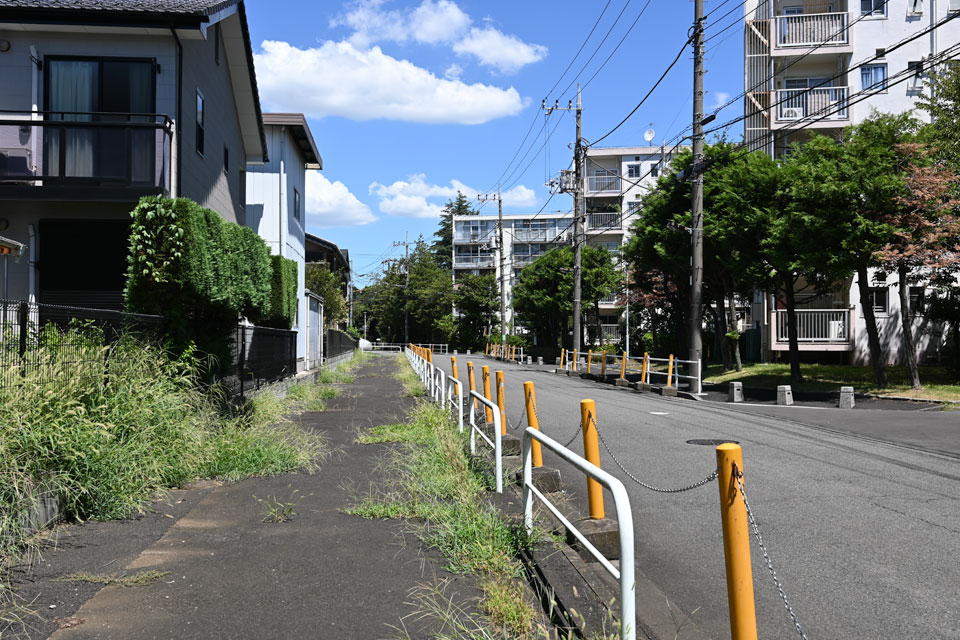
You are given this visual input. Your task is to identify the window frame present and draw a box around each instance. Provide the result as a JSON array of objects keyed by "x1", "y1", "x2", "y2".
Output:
[
  {"x1": 860, "y1": 0, "x2": 887, "y2": 16},
  {"x1": 43, "y1": 55, "x2": 158, "y2": 116},
  {"x1": 196, "y1": 89, "x2": 205, "y2": 157},
  {"x1": 294, "y1": 187, "x2": 302, "y2": 225},
  {"x1": 909, "y1": 286, "x2": 926, "y2": 315},
  {"x1": 861, "y1": 63, "x2": 888, "y2": 92},
  {"x1": 626, "y1": 163, "x2": 642, "y2": 179},
  {"x1": 867, "y1": 287, "x2": 889, "y2": 316}
]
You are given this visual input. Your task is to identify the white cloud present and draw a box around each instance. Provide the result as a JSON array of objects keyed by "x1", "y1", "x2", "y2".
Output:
[
  {"x1": 710, "y1": 91, "x2": 731, "y2": 110},
  {"x1": 255, "y1": 40, "x2": 524, "y2": 125},
  {"x1": 305, "y1": 171, "x2": 377, "y2": 228},
  {"x1": 444, "y1": 63, "x2": 463, "y2": 80},
  {"x1": 331, "y1": 0, "x2": 545, "y2": 74},
  {"x1": 369, "y1": 174, "x2": 538, "y2": 218},
  {"x1": 452, "y1": 27, "x2": 548, "y2": 74}
]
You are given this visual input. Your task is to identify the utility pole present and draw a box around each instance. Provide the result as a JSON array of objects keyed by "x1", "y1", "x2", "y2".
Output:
[
  {"x1": 544, "y1": 87, "x2": 582, "y2": 352},
  {"x1": 478, "y1": 187, "x2": 506, "y2": 354},
  {"x1": 392, "y1": 233, "x2": 411, "y2": 343},
  {"x1": 688, "y1": 0, "x2": 705, "y2": 394}
]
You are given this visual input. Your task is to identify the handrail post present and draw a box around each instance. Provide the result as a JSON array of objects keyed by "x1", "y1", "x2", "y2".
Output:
[
  {"x1": 523, "y1": 381, "x2": 542, "y2": 467},
  {"x1": 580, "y1": 399, "x2": 604, "y2": 519},
  {"x1": 482, "y1": 365, "x2": 493, "y2": 424},
  {"x1": 587, "y1": 349, "x2": 592, "y2": 374},
  {"x1": 641, "y1": 352, "x2": 649, "y2": 384},
  {"x1": 716, "y1": 444, "x2": 758, "y2": 640},
  {"x1": 467, "y1": 361, "x2": 478, "y2": 411},
  {"x1": 451, "y1": 355, "x2": 458, "y2": 382},
  {"x1": 572, "y1": 349, "x2": 578, "y2": 373},
  {"x1": 620, "y1": 351, "x2": 627, "y2": 380},
  {"x1": 667, "y1": 354, "x2": 675, "y2": 388},
  {"x1": 560, "y1": 348, "x2": 566, "y2": 369},
  {"x1": 496, "y1": 370, "x2": 507, "y2": 436}
]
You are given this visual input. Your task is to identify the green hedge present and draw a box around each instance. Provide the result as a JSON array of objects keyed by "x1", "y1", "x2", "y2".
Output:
[
  {"x1": 263, "y1": 254, "x2": 298, "y2": 329},
  {"x1": 124, "y1": 196, "x2": 277, "y2": 369}
]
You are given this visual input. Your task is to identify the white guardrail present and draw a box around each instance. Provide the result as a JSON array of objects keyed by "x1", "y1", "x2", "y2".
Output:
[
  {"x1": 522, "y1": 427, "x2": 636, "y2": 640},
  {"x1": 469, "y1": 390, "x2": 503, "y2": 493}
]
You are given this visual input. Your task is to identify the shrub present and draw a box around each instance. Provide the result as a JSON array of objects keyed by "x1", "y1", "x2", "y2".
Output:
[{"x1": 262, "y1": 255, "x2": 298, "y2": 329}]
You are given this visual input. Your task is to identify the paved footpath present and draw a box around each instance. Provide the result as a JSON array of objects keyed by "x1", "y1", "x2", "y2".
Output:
[{"x1": 7, "y1": 354, "x2": 481, "y2": 639}]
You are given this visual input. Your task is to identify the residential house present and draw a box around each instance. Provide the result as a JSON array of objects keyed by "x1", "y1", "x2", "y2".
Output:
[
  {"x1": 743, "y1": 0, "x2": 960, "y2": 364},
  {"x1": 245, "y1": 113, "x2": 322, "y2": 370},
  {"x1": 305, "y1": 232, "x2": 353, "y2": 327},
  {"x1": 0, "y1": 0, "x2": 266, "y2": 308}
]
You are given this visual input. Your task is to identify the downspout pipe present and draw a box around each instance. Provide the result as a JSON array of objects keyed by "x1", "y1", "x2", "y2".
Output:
[
  {"x1": 170, "y1": 26, "x2": 183, "y2": 197},
  {"x1": 28, "y1": 224, "x2": 37, "y2": 303}
]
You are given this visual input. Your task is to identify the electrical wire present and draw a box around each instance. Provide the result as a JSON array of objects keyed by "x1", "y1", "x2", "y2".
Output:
[
  {"x1": 580, "y1": 0, "x2": 656, "y2": 92},
  {"x1": 558, "y1": 0, "x2": 635, "y2": 99}
]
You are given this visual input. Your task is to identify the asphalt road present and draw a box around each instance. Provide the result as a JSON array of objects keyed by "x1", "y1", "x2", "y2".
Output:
[{"x1": 430, "y1": 353, "x2": 960, "y2": 640}]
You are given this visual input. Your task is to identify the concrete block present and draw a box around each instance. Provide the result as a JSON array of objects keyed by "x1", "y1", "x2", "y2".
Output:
[
  {"x1": 501, "y1": 434, "x2": 522, "y2": 456},
  {"x1": 527, "y1": 356, "x2": 533, "y2": 365},
  {"x1": 632, "y1": 381, "x2": 651, "y2": 392},
  {"x1": 660, "y1": 385, "x2": 678, "y2": 397},
  {"x1": 839, "y1": 386, "x2": 855, "y2": 409},
  {"x1": 453, "y1": 350, "x2": 458, "y2": 355},
  {"x1": 466, "y1": 350, "x2": 471, "y2": 355},
  {"x1": 566, "y1": 517, "x2": 621, "y2": 561},
  {"x1": 514, "y1": 465, "x2": 563, "y2": 493},
  {"x1": 555, "y1": 357, "x2": 561, "y2": 366},
  {"x1": 729, "y1": 381, "x2": 743, "y2": 403},
  {"x1": 566, "y1": 370, "x2": 578, "y2": 377},
  {"x1": 537, "y1": 357, "x2": 544, "y2": 365},
  {"x1": 614, "y1": 378, "x2": 630, "y2": 387},
  {"x1": 777, "y1": 385, "x2": 793, "y2": 406}
]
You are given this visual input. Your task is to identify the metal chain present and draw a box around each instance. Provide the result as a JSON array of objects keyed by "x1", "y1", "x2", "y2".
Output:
[
  {"x1": 591, "y1": 415, "x2": 718, "y2": 493},
  {"x1": 527, "y1": 390, "x2": 581, "y2": 447},
  {"x1": 560, "y1": 423, "x2": 583, "y2": 448},
  {"x1": 736, "y1": 473, "x2": 808, "y2": 640}
]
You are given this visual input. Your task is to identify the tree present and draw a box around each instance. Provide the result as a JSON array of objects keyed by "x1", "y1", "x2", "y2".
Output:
[
  {"x1": 581, "y1": 245, "x2": 621, "y2": 346},
  {"x1": 917, "y1": 61, "x2": 960, "y2": 171},
  {"x1": 453, "y1": 273, "x2": 498, "y2": 350},
  {"x1": 432, "y1": 192, "x2": 473, "y2": 270},
  {"x1": 305, "y1": 262, "x2": 347, "y2": 327}
]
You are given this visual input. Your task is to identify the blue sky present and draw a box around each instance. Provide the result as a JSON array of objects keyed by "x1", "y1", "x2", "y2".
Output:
[{"x1": 245, "y1": 0, "x2": 745, "y2": 285}]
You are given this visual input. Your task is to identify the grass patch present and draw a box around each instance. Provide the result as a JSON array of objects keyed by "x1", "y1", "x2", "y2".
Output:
[
  {"x1": 704, "y1": 362, "x2": 960, "y2": 402},
  {"x1": 344, "y1": 402, "x2": 537, "y2": 636},
  {"x1": 393, "y1": 354, "x2": 426, "y2": 397},
  {"x1": 255, "y1": 490, "x2": 300, "y2": 523},
  {"x1": 55, "y1": 570, "x2": 169, "y2": 588},
  {"x1": 285, "y1": 382, "x2": 340, "y2": 412},
  {"x1": 356, "y1": 422, "x2": 426, "y2": 445}
]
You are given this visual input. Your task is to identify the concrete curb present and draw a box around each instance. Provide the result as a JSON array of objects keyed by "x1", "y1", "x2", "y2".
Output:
[{"x1": 701, "y1": 381, "x2": 957, "y2": 407}]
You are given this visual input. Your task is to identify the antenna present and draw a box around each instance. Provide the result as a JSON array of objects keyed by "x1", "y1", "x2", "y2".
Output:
[{"x1": 643, "y1": 127, "x2": 656, "y2": 144}]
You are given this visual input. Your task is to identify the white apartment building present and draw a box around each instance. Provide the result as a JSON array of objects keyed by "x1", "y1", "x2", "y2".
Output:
[
  {"x1": 453, "y1": 145, "x2": 687, "y2": 344},
  {"x1": 744, "y1": 0, "x2": 960, "y2": 364}
]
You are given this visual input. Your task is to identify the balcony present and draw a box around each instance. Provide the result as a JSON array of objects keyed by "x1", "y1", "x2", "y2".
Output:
[
  {"x1": 0, "y1": 111, "x2": 172, "y2": 200},
  {"x1": 587, "y1": 212, "x2": 621, "y2": 231},
  {"x1": 771, "y1": 308, "x2": 853, "y2": 351},
  {"x1": 775, "y1": 87, "x2": 849, "y2": 124},
  {"x1": 513, "y1": 228, "x2": 562, "y2": 242},
  {"x1": 587, "y1": 174, "x2": 620, "y2": 193},
  {"x1": 454, "y1": 255, "x2": 496, "y2": 269},
  {"x1": 773, "y1": 12, "x2": 850, "y2": 53}
]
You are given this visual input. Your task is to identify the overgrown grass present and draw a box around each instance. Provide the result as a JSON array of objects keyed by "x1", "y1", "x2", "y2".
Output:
[
  {"x1": 55, "y1": 570, "x2": 169, "y2": 588},
  {"x1": 704, "y1": 362, "x2": 960, "y2": 402},
  {"x1": 393, "y1": 354, "x2": 426, "y2": 397},
  {"x1": 355, "y1": 422, "x2": 422, "y2": 444},
  {"x1": 347, "y1": 401, "x2": 537, "y2": 636}
]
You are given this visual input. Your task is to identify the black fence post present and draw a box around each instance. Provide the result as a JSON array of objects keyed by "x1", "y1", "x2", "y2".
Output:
[
  {"x1": 238, "y1": 324, "x2": 246, "y2": 403},
  {"x1": 18, "y1": 301, "x2": 28, "y2": 377}
]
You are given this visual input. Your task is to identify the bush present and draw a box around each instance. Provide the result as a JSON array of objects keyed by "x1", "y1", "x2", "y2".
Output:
[
  {"x1": 125, "y1": 196, "x2": 274, "y2": 370},
  {"x1": 262, "y1": 255, "x2": 298, "y2": 329}
]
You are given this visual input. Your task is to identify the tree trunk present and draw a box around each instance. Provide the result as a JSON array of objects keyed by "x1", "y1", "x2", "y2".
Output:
[
  {"x1": 717, "y1": 295, "x2": 731, "y2": 370},
  {"x1": 726, "y1": 288, "x2": 742, "y2": 372},
  {"x1": 856, "y1": 264, "x2": 889, "y2": 388},
  {"x1": 782, "y1": 274, "x2": 804, "y2": 383},
  {"x1": 897, "y1": 263, "x2": 921, "y2": 389}
]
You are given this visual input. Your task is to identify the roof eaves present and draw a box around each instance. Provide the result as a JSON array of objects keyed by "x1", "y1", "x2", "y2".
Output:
[{"x1": 236, "y1": 1, "x2": 268, "y2": 163}]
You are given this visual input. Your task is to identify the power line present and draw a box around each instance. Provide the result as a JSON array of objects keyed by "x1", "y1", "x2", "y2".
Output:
[
  {"x1": 501, "y1": 110, "x2": 569, "y2": 191},
  {"x1": 558, "y1": 0, "x2": 635, "y2": 99},
  {"x1": 544, "y1": 0, "x2": 615, "y2": 100},
  {"x1": 580, "y1": 0, "x2": 656, "y2": 92}
]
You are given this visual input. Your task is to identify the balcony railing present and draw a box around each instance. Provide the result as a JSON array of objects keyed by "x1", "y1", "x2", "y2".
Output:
[
  {"x1": 775, "y1": 12, "x2": 849, "y2": 48},
  {"x1": 587, "y1": 174, "x2": 621, "y2": 193},
  {"x1": 454, "y1": 255, "x2": 496, "y2": 268},
  {"x1": 775, "y1": 309, "x2": 850, "y2": 343},
  {"x1": 513, "y1": 228, "x2": 561, "y2": 242},
  {"x1": 776, "y1": 87, "x2": 849, "y2": 121},
  {"x1": 587, "y1": 212, "x2": 621, "y2": 230},
  {"x1": 598, "y1": 296, "x2": 619, "y2": 305},
  {"x1": 0, "y1": 111, "x2": 172, "y2": 193},
  {"x1": 600, "y1": 324, "x2": 621, "y2": 342}
]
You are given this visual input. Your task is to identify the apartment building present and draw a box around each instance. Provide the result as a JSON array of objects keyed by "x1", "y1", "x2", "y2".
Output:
[
  {"x1": 744, "y1": 0, "x2": 960, "y2": 364},
  {"x1": 0, "y1": 0, "x2": 266, "y2": 308},
  {"x1": 245, "y1": 113, "x2": 322, "y2": 368},
  {"x1": 453, "y1": 145, "x2": 686, "y2": 344}
]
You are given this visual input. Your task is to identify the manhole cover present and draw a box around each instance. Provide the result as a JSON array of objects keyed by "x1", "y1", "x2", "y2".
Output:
[{"x1": 686, "y1": 439, "x2": 739, "y2": 446}]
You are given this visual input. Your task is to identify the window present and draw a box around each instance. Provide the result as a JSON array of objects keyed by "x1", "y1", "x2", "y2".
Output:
[
  {"x1": 950, "y1": 0, "x2": 960, "y2": 12},
  {"x1": 196, "y1": 90, "x2": 205, "y2": 156},
  {"x1": 867, "y1": 287, "x2": 889, "y2": 315},
  {"x1": 294, "y1": 187, "x2": 302, "y2": 224},
  {"x1": 239, "y1": 168, "x2": 246, "y2": 209},
  {"x1": 861, "y1": 64, "x2": 888, "y2": 91},
  {"x1": 223, "y1": 146, "x2": 229, "y2": 174},
  {"x1": 650, "y1": 162, "x2": 659, "y2": 177},
  {"x1": 908, "y1": 61, "x2": 924, "y2": 90},
  {"x1": 627, "y1": 163, "x2": 642, "y2": 178},
  {"x1": 908, "y1": 0, "x2": 923, "y2": 14},
  {"x1": 214, "y1": 24, "x2": 221, "y2": 65},
  {"x1": 909, "y1": 287, "x2": 926, "y2": 314},
  {"x1": 860, "y1": 0, "x2": 886, "y2": 15}
]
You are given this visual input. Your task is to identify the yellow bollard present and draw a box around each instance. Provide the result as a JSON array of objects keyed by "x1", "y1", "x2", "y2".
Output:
[
  {"x1": 587, "y1": 349, "x2": 592, "y2": 374},
  {"x1": 601, "y1": 351, "x2": 607, "y2": 377},
  {"x1": 467, "y1": 362, "x2": 478, "y2": 411},
  {"x1": 560, "y1": 348, "x2": 566, "y2": 369},
  {"x1": 495, "y1": 370, "x2": 507, "y2": 436},
  {"x1": 580, "y1": 399, "x2": 604, "y2": 519},
  {"x1": 482, "y1": 365, "x2": 493, "y2": 423},
  {"x1": 572, "y1": 349, "x2": 578, "y2": 373},
  {"x1": 451, "y1": 356, "x2": 458, "y2": 381},
  {"x1": 716, "y1": 444, "x2": 758, "y2": 640},
  {"x1": 667, "y1": 354, "x2": 674, "y2": 388},
  {"x1": 523, "y1": 381, "x2": 543, "y2": 468},
  {"x1": 511, "y1": 345, "x2": 516, "y2": 361},
  {"x1": 620, "y1": 352, "x2": 627, "y2": 380},
  {"x1": 641, "y1": 352, "x2": 649, "y2": 384}
]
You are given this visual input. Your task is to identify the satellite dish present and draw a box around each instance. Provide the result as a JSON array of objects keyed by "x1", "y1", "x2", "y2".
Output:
[{"x1": 643, "y1": 128, "x2": 656, "y2": 143}]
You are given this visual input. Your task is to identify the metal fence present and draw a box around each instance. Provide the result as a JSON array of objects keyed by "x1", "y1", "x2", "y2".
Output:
[
  {"x1": 229, "y1": 324, "x2": 297, "y2": 402},
  {"x1": 0, "y1": 299, "x2": 163, "y2": 392},
  {"x1": 325, "y1": 328, "x2": 358, "y2": 362}
]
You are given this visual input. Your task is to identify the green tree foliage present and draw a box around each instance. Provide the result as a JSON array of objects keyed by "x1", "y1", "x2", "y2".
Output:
[
  {"x1": 263, "y1": 255, "x2": 299, "y2": 329},
  {"x1": 917, "y1": 61, "x2": 960, "y2": 171},
  {"x1": 513, "y1": 246, "x2": 619, "y2": 352},
  {"x1": 453, "y1": 273, "x2": 498, "y2": 351},
  {"x1": 431, "y1": 192, "x2": 473, "y2": 269},
  {"x1": 125, "y1": 196, "x2": 276, "y2": 370},
  {"x1": 305, "y1": 262, "x2": 347, "y2": 327}
]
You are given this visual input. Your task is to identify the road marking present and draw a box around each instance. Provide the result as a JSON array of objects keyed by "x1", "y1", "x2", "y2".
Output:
[{"x1": 650, "y1": 411, "x2": 669, "y2": 416}]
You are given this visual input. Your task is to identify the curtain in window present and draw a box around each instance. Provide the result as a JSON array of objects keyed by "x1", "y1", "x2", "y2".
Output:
[
  {"x1": 47, "y1": 60, "x2": 97, "y2": 178},
  {"x1": 861, "y1": 65, "x2": 887, "y2": 90},
  {"x1": 125, "y1": 62, "x2": 154, "y2": 183}
]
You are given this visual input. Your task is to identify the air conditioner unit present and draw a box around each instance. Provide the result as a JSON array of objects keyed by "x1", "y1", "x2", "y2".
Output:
[
  {"x1": 829, "y1": 320, "x2": 846, "y2": 340},
  {"x1": 781, "y1": 107, "x2": 804, "y2": 120}
]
